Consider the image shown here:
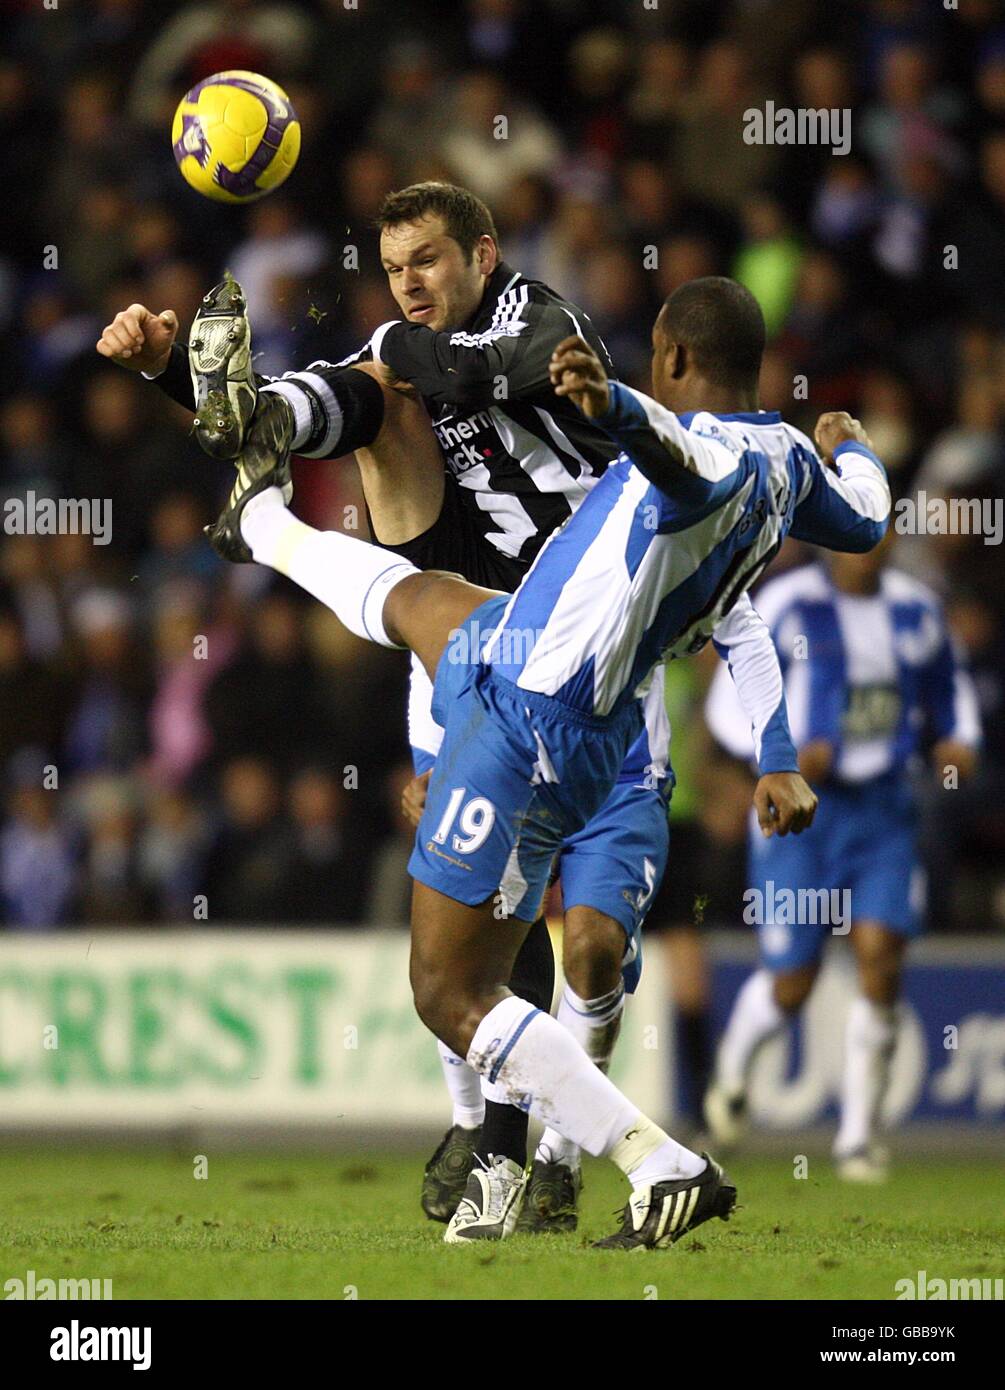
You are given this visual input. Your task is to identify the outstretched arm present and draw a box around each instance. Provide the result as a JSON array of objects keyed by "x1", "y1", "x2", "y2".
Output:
[
  {"x1": 712, "y1": 593, "x2": 818, "y2": 837},
  {"x1": 549, "y1": 336, "x2": 737, "y2": 504},
  {"x1": 788, "y1": 412, "x2": 890, "y2": 552},
  {"x1": 96, "y1": 303, "x2": 388, "y2": 458},
  {"x1": 367, "y1": 292, "x2": 610, "y2": 411}
]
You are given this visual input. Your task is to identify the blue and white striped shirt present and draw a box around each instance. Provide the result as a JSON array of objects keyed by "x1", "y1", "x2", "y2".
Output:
[
  {"x1": 481, "y1": 384, "x2": 891, "y2": 773},
  {"x1": 706, "y1": 562, "x2": 980, "y2": 782}
]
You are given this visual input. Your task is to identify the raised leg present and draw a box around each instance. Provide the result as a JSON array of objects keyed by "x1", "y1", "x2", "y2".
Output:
[{"x1": 349, "y1": 366, "x2": 446, "y2": 545}]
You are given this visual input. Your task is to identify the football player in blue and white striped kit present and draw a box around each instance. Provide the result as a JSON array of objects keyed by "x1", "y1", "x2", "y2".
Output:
[
  {"x1": 202, "y1": 277, "x2": 890, "y2": 1248},
  {"x1": 704, "y1": 536, "x2": 980, "y2": 1181},
  {"x1": 97, "y1": 183, "x2": 701, "y2": 1231}
]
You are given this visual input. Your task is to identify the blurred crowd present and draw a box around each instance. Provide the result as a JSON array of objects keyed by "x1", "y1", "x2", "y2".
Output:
[{"x1": 2, "y1": 0, "x2": 1004, "y2": 931}]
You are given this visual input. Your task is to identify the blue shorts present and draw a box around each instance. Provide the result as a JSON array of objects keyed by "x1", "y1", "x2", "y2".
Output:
[
  {"x1": 409, "y1": 598, "x2": 642, "y2": 923},
  {"x1": 748, "y1": 773, "x2": 924, "y2": 972},
  {"x1": 559, "y1": 779, "x2": 670, "y2": 993}
]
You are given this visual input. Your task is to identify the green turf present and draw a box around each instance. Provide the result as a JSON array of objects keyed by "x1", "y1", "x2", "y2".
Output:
[{"x1": 0, "y1": 1147, "x2": 1001, "y2": 1300}]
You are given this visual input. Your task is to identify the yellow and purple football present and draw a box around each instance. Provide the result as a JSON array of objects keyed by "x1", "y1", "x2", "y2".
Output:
[{"x1": 171, "y1": 70, "x2": 300, "y2": 204}]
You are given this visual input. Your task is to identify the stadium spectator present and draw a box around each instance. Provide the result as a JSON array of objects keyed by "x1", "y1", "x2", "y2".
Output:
[
  {"x1": 0, "y1": 609, "x2": 69, "y2": 776},
  {"x1": 203, "y1": 591, "x2": 325, "y2": 775},
  {"x1": 1, "y1": 776, "x2": 77, "y2": 929},
  {"x1": 137, "y1": 784, "x2": 211, "y2": 920},
  {"x1": 283, "y1": 766, "x2": 367, "y2": 923},
  {"x1": 146, "y1": 584, "x2": 238, "y2": 789},
  {"x1": 438, "y1": 71, "x2": 562, "y2": 204},
  {"x1": 202, "y1": 755, "x2": 293, "y2": 922},
  {"x1": 675, "y1": 42, "x2": 778, "y2": 210},
  {"x1": 365, "y1": 759, "x2": 424, "y2": 926},
  {"x1": 63, "y1": 590, "x2": 149, "y2": 778},
  {"x1": 732, "y1": 193, "x2": 804, "y2": 337},
  {"x1": 367, "y1": 40, "x2": 449, "y2": 184},
  {"x1": 74, "y1": 772, "x2": 146, "y2": 923},
  {"x1": 127, "y1": 0, "x2": 318, "y2": 129}
]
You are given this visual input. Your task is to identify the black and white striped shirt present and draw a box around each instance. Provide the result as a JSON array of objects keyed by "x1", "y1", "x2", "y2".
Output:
[{"x1": 262, "y1": 261, "x2": 620, "y2": 563}]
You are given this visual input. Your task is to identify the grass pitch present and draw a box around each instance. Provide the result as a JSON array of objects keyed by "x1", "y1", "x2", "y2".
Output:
[{"x1": 0, "y1": 1146, "x2": 1002, "y2": 1300}]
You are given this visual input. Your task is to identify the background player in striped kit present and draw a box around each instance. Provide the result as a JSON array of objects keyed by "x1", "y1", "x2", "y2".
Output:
[{"x1": 703, "y1": 535, "x2": 980, "y2": 1180}]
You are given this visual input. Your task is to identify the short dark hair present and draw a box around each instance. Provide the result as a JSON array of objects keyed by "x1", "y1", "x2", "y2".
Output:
[
  {"x1": 658, "y1": 277, "x2": 766, "y2": 388},
  {"x1": 375, "y1": 182, "x2": 498, "y2": 261}
]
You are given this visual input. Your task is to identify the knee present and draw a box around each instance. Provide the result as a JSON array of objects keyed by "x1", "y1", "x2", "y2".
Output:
[
  {"x1": 857, "y1": 953, "x2": 902, "y2": 1005},
  {"x1": 409, "y1": 961, "x2": 483, "y2": 1058},
  {"x1": 772, "y1": 966, "x2": 817, "y2": 1013},
  {"x1": 410, "y1": 962, "x2": 454, "y2": 1042},
  {"x1": 563, "y1": 910, "x2": 625, "y2": 999}
]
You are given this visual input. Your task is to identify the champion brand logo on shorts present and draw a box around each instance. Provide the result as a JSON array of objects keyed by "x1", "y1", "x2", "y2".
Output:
[{"x1": 426, "y1": 841, "x2": 473, "y2": 872}]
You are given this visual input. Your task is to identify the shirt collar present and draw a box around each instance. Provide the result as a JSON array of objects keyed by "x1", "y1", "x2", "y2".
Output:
[
  {"x1": 677, "y1": 409, "x2": 781, "y2": 428},
  {"x1": 472, "y1": 261, "x2": 522, "y2": 325}
]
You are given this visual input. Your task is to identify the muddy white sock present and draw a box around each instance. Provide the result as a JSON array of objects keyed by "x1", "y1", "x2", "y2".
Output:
[
  {"x1": 617, "y1": 1125, "x2": 707, "y2": 1189},
  {"x1": 467, "y1": 997, "x2": 703, "y2": 1187},
  {"x1": 240, "y1": 487, "x2": 416, "y2": 648},
  {"x1": 535, "y1": 982, "x2": 625, "y2": 1171}
]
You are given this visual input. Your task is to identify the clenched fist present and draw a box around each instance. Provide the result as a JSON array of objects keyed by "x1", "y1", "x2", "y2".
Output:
[
  {"x1": 96, "y1": 304, "x2": 178, "y2": 375},
  {"x1": 549, "y1": 335, "x2": 611, "y2": 417},
  {"x1": 753, "y1": 771, "x2": 819, "y2": 838},
  {"x1": 814, "y1": 411, "x2": 873, "y2": 466}
]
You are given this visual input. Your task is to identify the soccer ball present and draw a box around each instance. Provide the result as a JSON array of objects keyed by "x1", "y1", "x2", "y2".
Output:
[{"x1": 171, "y1": 70, "x2": 301, "y2": 204}]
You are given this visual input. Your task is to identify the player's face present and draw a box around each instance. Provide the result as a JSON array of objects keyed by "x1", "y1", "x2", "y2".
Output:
[{"x1": 380, "y1": 215, "x2": 495, "y2": 332}]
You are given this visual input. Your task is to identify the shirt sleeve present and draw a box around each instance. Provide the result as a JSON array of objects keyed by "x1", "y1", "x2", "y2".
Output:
[
  {"x1": 143, "y1": 342, "x2": 197, "y2": 411},
  {"x1": 593, "y1": 383, "x2": 744, "y2": 512},
  {"x1": 789, "y1": 440, "x2": 891, "y2": 552},
  {"x1": 711, "y1": 591, "x2": 798, "y2": 775},
  {"x1": 704, "y1": 658, "x2": 756, "y2": 762},
  {"x1": 371, "y1": 290, "x2": 611, "y2": 410}
]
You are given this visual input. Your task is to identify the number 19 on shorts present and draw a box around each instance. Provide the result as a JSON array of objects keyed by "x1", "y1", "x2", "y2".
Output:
[{"x1": 431, "y1": 787, "x2": 496, "y2": 854}]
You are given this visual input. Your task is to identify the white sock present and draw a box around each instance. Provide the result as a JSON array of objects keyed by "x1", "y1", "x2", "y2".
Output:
[
  {"x1": 467, "y1": 997, "x2": 704, "y2": 1186},
  {"x1": 834, "y1": 997, "x2": 898, "y2": 1158},
  {"x1": 536, "y1": 982, "x2": 624, "y2": 1170},
  {"x1": 240, "y1": 487, "x2": 416, "y2": 648},
  {"x1": 716, "y1": 968, "x2": 787, "y2": 1095},
  {"x1": 436, "y1": 1040, "x2": 485, "y2": 1130}
]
